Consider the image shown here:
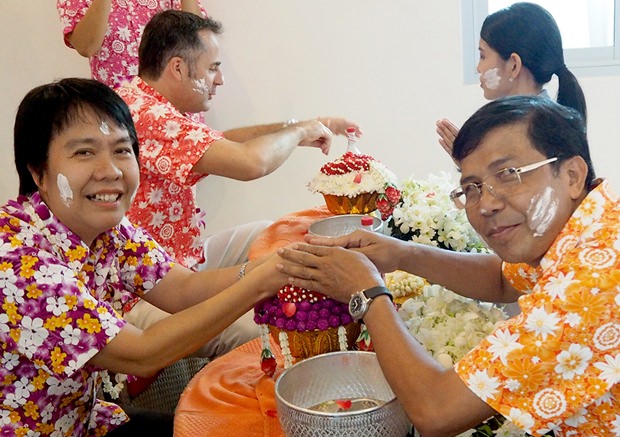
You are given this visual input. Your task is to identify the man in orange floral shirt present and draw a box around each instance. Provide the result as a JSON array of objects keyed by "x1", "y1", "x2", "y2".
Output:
[
  {"x1": 117, "y1": 11, "x2": 362, "y2": 358},
  {"x1": 279, "y1": 96, "x2": 619, "y2": 436}
]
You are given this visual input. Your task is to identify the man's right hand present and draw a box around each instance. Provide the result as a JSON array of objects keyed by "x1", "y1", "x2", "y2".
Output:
[
  {"x1": 294, "y1": 119, "x2": 333, "y2": 155},
  {"x1": 304, "y1": 229, "x2": 404, "y2": 274}
]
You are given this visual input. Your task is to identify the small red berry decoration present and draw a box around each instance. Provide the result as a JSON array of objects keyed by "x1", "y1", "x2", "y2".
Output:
[
  {"x1": 282, "y1": 302, "x2": 297, "y2": 317},
  {"x1": 353, "y1": 172, "x2": 363, "y2": 183},
  {"x1": 260, "y1": 349, "x2": 277, "y2": 377}
]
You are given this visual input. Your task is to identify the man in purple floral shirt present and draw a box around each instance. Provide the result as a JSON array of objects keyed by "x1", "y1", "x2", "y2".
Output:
[{"x1": 1, "y1": 78, "x2": 286, "y2": 436}]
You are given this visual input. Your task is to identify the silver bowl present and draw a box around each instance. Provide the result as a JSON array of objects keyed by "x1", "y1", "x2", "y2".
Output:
[
  {"x1": 308, "y1": 215, "x2": 383, "y2": 238},
  {"x1": 275, "y1": 351, "x2": 411, "y2": 437}
]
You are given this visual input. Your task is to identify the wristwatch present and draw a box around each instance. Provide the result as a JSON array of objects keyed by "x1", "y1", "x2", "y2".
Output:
[{"x1": 349, "y1": 286, "x2": 393, "y2": 322}]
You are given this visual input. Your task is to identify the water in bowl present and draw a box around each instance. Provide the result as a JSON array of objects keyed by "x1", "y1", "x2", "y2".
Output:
[{"x1": 309, "y1": 397, "x2": 385, "y2": 413}]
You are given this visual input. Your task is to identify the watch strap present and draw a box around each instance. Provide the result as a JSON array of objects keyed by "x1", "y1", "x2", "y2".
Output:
[{"x1": 362, "y1": 285, "x2": 393, "y2": 302}]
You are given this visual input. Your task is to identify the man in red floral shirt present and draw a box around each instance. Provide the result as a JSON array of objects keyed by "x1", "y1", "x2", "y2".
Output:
[{"x1": 118, "y1": 10, "x2": 362, "y2": 358}]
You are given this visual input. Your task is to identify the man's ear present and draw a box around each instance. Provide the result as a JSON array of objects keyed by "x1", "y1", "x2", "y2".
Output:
[
  {"x1": 562, "y1": 156, "x2": 589, "y2": 199},
  {"x1": 167, "y1": 57, "x2": 185, "y2": 81},
  {"x1": 28, "y1": 165, "x2": 43, "y2": 190},
  {"x1": 508, "y1": 52, "x2": 523, "y2": 80}
]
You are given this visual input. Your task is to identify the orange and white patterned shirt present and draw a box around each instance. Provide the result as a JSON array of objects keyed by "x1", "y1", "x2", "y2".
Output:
[
  {"x1": 456, "y1": 180, "x2": 620, "y2": 436},
  {"x1": 117, "y1": 77, "x2": 223, "y2": 269}
]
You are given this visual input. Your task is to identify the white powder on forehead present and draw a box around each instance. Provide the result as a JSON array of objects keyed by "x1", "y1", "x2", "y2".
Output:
[
  {"x1": 527, "y1": 186, "x2": 558, "y2": 237},
  {"x1": 482, "y1": 67, "x2": 501, "y2": 90},
  {"x1": 192, "y1": 78, "x2": 210, "y2": 95},
  {"x1": 57, "y1": 173, "x2": 73, "y2": 207},
  {"x1": 100, "y1": 121, "x2": 110, "y2": 135}
]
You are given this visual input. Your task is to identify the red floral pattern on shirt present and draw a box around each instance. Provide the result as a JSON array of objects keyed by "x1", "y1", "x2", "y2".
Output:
[
  {"x1": 0, "y1": 193, "x2": 174, "y2": 436},
  {"x1": 118, "y1": 77, "x2": 223, "y2": 268},
  {"x1": 57, "y1": 0, "x2": 206, "y2": 88},
  {"x1": 456, "y1": 180, "x2": 620, "y2": 436}
]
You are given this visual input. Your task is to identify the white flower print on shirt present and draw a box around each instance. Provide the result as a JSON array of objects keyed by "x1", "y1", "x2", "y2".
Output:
[
  {"x1": 594, "y1": 353, "x2": 620, "y2": 386},
  {"x1": 524, "y1": 306, "x2": 561, "y2": 340},
  {"x1": 467, "y1": 369, "x2": 500, "y2": 402},
  {"x1": 554, "y1": 344, "x2": 592, "y2": 379}
]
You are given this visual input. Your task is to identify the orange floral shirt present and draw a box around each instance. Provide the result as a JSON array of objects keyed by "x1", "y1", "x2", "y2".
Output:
[{"x1": 456, "y1": 180, "x2": 620, "y2": 436}]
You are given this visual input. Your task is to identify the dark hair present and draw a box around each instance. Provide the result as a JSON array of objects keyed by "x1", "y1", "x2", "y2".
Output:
[
  {"x1": 481, "y1": 2, "x2": 587, "y2": 122},
  {"x1": 452, "y1": 95, "x2": 595, "y2": 190},
  {"x1": 139, "y1": 10, "x2": 223, "y2": 80},
  {"x1": 14, "y1": 78, "x2": 139, "y2": 196}
]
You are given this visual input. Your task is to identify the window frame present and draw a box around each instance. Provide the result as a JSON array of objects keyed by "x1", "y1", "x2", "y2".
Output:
[{"x1": 461, "y1": 0, "x2": 620, "y2": 84}]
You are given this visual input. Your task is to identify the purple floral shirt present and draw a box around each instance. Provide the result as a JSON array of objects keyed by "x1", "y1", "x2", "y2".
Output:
[
  {"x1": 0, "y1": 193, "x2": 174, "y2": 436},
  {"x1": 57, "y1": 0, "x2": 207, "y2": 89}
]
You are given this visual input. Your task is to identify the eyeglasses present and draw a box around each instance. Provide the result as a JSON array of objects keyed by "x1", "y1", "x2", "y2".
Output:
[{"x1": 449, "y1": 157, "x2": 558, "y2": 209}]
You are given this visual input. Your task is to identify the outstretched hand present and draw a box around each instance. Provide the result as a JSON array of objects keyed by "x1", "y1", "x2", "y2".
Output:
[
  {"x1": 295, "y1": 119, "x2": 333, "y2": 155},
  {"x1": 277, "y1": 243, "x2": 383, "y2": 303}
]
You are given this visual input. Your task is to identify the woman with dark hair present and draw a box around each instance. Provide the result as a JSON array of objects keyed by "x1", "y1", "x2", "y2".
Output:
[
  {"x1": 2, "y1": 78, "x2": 285, "y2": 436},
  {"x1": 437, "y1": 2, "x2": 587, "y2": 154}
]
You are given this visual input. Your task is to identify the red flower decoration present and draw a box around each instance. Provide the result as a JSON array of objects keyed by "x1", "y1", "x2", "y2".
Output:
[{"x1": 260, "y1": 349, "x2": 277, "y2": 377}]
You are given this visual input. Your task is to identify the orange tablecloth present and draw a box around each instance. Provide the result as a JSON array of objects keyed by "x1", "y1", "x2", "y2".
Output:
[
  {"x1": 247, "y1": 206, "x2": 334, "y2": 260},
  {"x1": 175, "y1": 207, "x2": 334, "y2": 436},
  {"x1": 174, "y1": 337, "x2": 286, "y2": 437}
]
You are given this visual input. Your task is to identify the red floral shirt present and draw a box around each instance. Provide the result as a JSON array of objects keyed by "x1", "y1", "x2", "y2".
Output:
[
  {"x1": 0, "y1": 193, "x2": 174, "y2": 436},
  {"x1": 57, "y1": 0, "x2": 206, "y2": 88},
  {"x1": 117, "y1": 77, "x2": 223, "y2": 268},
  {"x1": 456, "y1": 180, "x2": 620, "y2": 436}
]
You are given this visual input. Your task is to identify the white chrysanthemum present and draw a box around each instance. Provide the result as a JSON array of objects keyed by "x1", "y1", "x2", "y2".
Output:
[
  {"x1": 554, "y1": 344, "x2": 592, "y2": 379},
  {"x1": 594, "y1": 353, "x2": 620, "y2": 386},
  {"x1": 487, "y1": 329, "x2": 524, "y2": 365},
  {"x1": 524, "y1": 306, "x2": 561, "y2": 340},
  {"x1": 543, "y1": 271, "x2": 577, "y2": 300},
  {"x1": 467, "y1": 369, "x2": 500, "y2": 402},
  {"x1": 503, "y1": 409, "x2": 535, "y2": 435}
]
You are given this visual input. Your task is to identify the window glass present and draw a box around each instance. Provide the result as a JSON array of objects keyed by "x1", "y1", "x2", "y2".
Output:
[{"x1": 488, "y1": 0, "x2": 614, "y2": 49}]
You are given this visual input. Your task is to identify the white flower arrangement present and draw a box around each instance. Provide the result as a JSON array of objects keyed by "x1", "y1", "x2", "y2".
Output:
[
  {"x1": 398, "y1": 284, "x2": 507, "y2": 369},
  {"x1": 390, "y1": 279, "x2": 527, "y2": 437},
  {"x1": 388, "y1": 172, "x2": 487, "y2": 252}
]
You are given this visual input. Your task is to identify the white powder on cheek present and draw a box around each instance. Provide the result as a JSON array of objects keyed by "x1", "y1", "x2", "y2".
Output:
[
  {"x1": 57, "y1": 173, "x2": 74, "y2": 207},
  {"x1": 482, "y1": 68, "x2": 501, "y2": 90},
  {"x1": 527, "y1": 186, "x2": 558, "y2": 237},
  {"x1": 191, "y1": 78, "x2": 210, "y2": 95}
]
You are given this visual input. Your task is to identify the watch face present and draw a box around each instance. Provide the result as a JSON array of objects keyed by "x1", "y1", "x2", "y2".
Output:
[{"x1": 349, "y1": 294, "x2": 366, "y2": 319}]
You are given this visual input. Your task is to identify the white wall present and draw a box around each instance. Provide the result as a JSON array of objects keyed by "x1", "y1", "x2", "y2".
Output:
[{"x1": 1, "y1": 0, "x2": 618, "y2": 235}]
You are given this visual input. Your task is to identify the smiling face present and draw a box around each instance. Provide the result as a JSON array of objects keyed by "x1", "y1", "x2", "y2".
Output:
[
  {"x1": 477, "y1": 39, "x2": 514, "y2": 100},
  {"x1": 459, "y1": 123, "x2": 579, "y2": 266},
  {"x1": 33, "y1": 109, "x2": 139, "y2": 246}
]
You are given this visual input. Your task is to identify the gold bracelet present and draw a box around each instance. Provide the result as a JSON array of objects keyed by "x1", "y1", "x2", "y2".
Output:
[{"x1": 238, "y1": 261, "x2": 249, "y2": 280}]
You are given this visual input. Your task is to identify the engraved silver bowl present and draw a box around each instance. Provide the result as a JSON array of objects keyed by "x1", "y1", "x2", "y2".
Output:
[{"x1": 275, "y1": 351, "x2": 411, "y2": 437}]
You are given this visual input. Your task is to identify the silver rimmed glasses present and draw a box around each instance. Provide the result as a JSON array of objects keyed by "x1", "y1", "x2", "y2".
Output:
[{"x1": 449, "y1": 157, "x2": 559, "y2": 209}]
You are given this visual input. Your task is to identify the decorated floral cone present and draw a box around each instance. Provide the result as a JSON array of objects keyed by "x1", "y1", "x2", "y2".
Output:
[
  {"x1": 308, "y1": 129, "x2": 401, "y2": 219},
  {"x1": 254, "y1": 284, "x2": 360, "y2": 373}
]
